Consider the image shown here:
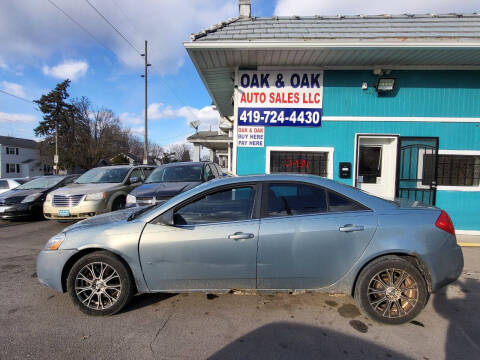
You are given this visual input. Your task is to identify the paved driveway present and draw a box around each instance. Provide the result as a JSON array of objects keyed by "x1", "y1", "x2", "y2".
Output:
[{"x1": 1, "y1": 219, "x2": 479, "y2": 359}]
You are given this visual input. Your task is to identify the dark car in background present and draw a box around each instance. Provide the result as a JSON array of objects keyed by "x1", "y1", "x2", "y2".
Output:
[
  {"x1": 126, "y1": 162, "x2": 224, "y2": 207},
  {"x1": 0, "y1": 175, "x2": 78, "y2": 220}
]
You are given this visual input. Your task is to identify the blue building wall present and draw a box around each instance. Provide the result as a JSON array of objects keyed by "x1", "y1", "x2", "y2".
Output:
[{"x1": 236, "y1": 71, "x2": 480, "y2": 230}]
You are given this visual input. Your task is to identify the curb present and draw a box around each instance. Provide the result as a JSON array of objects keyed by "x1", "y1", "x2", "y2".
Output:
[{"x1": 458, "y1": 242, "x2": 480, "y2": 247}]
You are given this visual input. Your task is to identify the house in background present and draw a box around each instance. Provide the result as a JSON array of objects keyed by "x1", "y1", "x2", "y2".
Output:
[
  {"x1": 0, "y1": 135, "x2": 52, "y2": 178},
  {"x1": 185, "y1": 0, "x2": 480, "y2": 233}
]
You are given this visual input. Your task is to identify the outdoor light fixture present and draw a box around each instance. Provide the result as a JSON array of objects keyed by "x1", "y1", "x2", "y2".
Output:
[{"x1": 376, "y1": 78, "x2": 396, "y2": 93}]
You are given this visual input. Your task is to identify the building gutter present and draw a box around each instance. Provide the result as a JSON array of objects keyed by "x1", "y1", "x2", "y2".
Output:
[{"x1": 184, "y1": 40, "x2": 480, "y2": 50}]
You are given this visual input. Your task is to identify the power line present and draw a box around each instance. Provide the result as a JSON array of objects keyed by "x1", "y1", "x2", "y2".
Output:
[
  {"x1": 84, "y1": 0, "x2": 142, "y2": 55},
  {"x1": 0, "y1": 89, "x2": 35, "y2": 104},
  {"x1": 46, "y1": 0, "x2": 136, "y2": 66}
]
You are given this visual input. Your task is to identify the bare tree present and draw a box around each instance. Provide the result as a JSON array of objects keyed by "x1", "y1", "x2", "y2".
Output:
[{"x1": 168, "y1": 143, "x2": 192, "y2": 162}]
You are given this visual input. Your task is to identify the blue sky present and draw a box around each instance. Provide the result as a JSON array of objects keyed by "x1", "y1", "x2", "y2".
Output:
[{"x1": 0, "y1": 0, "x2": 477, "y2": 148}]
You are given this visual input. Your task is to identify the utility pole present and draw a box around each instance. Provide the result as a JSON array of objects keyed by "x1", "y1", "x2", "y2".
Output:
[
  {"x1": 141, "y1": 40, "x2": 151, "y2": 165},
  {"x1": 54, "y1": 119, "x2": 59, "y2": 175}
]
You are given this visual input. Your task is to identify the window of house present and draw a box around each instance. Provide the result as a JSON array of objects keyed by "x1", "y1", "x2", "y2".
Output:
[
  {"x1": 270, "y1": 151, "x2": 328, "y2": 176},
  {"x1": 16, "y1": 148, "x2": 19, "y2": 155},
  {"x1": 358, "y1": 146, "x2": 382, "y2": 184},
  {"x1": 6, "y1": 164, "x2": 17, "y2": 173},
  {"x1": 174, "y1": 187, "x2": 256, "y2": 225},
  {"x1": 267, "y1": 183, "x2": 327, "y2": 217},
  {"x1": 423, "y1": 154, "x2": 480, "y2": 187}
]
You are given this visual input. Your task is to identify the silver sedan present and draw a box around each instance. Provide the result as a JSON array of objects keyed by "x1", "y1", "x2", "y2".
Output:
[{"x1": 37, "y1": 174, "x2": 463, "y2": 324}]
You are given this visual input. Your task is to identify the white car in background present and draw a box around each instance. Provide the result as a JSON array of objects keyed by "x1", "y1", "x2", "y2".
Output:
[{"x1": 0, "y1": 178, "x2": 30, "y2": 195}]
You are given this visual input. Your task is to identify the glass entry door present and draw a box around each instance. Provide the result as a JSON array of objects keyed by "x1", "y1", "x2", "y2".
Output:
[{"x1": 356, "y1": 136, "x2": 398, "y2": 200}]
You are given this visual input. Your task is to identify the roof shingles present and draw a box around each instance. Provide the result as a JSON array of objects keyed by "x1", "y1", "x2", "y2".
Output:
[{"x1": 190, "y1": 14, "x2": 480, "y2": 42}]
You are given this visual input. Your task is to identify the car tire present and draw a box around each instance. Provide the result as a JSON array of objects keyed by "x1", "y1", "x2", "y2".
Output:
[
  {"x1": 67, "y1": 251, "x2": 135, "y2": 316},
  {"x1": 354, "y1": 255, "x2": 428, "y2": 325},
  {"x1": 111, "y1": 197, "x2": 126, "y2": 212}
]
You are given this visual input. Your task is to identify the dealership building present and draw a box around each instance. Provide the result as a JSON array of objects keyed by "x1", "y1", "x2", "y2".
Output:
[{"x1": 185, "y1": 1, "x2": 480, "y2": 233}]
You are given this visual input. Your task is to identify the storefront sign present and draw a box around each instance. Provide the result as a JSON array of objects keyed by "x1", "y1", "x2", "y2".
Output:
[
  {"x1": 236, "y1": 70, "x2": 323, "y2": 127},
  {"x1": 237, "y1": 126, "x2": 264, "y2": 147}
]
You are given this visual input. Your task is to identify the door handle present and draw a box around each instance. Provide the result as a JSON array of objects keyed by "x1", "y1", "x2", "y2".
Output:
[
  {"x1": 339, "y1": 224, "x2": 364, "y2": 232},
  {"x1": 228, "y1": 232, "x2": 254, "y2": 240}
]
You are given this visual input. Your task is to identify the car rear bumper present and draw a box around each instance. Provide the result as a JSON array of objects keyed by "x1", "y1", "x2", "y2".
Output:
[
  {"x1": 37, "y1": 249, "x2": 78, "y2": 292},
  {"x1": 424, "y1": 238, "x2": 464, "y2": 292}
]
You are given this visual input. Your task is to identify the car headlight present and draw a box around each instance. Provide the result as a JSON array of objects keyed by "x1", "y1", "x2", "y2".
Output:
[
  {"x1": 46, "y1": 193, "x2": 53, "y2": 202},
  {"x1": 44, "y1": 232, "x2": 65, "y2": 250},
  {"x1": 85, "y1": 192, "x2": 106, "y2": 201},
  {"x1": 21, "y1": 193, "x2": 42, "y2": 203},
  {"x1": 126, "y1": 194, "x2": 136, "y2": 205}
]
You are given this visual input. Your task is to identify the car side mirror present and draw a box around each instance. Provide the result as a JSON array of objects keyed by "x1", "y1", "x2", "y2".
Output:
[
  {"x1": 128, "y1": 176, "x2": 139, "y2": 185},
  {"x1": 156, "y1": 209, "x2": 174, "y2": 226}
]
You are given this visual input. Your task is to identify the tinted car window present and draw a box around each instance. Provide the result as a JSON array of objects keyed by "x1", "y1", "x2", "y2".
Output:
[
  {"x1": 209, "y1": 163, "x2": 219, "y2": 177},
  {"x1": 146, "y1": 166, "x2": 203, "y2": 183},
  {"x1": 327, "y1": 191, "x2": 368, "y2": 212},
  {"x1": 204, "y1": 164, "x2": 213, "y2": 180},
  {"x1": 267, "y1": 183, "x2": 327, "y2": 217},
  {"x1": 174, "y1": 187, "x2": 256, "y2": 225},
  {"x1": 0, "y1": 180, "x2": 8, "y2": 189},
  {"x1": 215, "y1": 163, "x2": 223, "y2": 176},
  {"x1": 129, "y1": 169, "x2": 144, "y2": 182},
  {"x1": 142, "y1": 167, "x2": 154, "y2": 178}
]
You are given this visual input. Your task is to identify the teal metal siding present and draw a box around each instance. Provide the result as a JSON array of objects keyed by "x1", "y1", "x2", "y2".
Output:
[
  {"x1": 236, "y1": 71, "x2": 480, "y2": 229},
  {"x1": 323, "y1": 70, "x2": 480, "y2": 118}
]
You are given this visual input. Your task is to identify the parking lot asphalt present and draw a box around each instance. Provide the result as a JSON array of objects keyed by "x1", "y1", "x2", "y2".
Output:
[{"x1": 1, "y1": 219, "x2": 479, "y2": 360}]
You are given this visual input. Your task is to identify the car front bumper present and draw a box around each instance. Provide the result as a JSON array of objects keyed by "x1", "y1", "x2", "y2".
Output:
[
  {"x1": 37, "y1": 249, "x2": 78, "y2": 292},
  {"x1": 43, "y1": 199, "x2": 108, "y2": 220},
  {"x1": 0, "y1": 202, "x2": 40, "y2": 219}
]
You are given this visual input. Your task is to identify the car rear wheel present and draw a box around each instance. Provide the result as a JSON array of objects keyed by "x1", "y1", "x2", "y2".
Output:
[
  {"x1": 67, "y1": 251, "x2": 134, "y2": 316},
  {"x1": 354, "y1": 256, "x2": 428, "y2": 325}
]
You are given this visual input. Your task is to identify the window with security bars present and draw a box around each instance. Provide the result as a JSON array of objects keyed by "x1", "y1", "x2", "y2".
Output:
[
  {"x1": 270, "y1": 151, "x2": 328, "y2": 176},
  {"x1": 423, "y1": 154, "x2": 480, "y2": 186}
]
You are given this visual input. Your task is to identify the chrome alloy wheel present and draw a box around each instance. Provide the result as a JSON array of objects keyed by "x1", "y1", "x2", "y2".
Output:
[
  {"x1": 75, "y1": 262, "x2": 122, "y2": 310},
  {"x1": 367, "y1": 268, "x2": 419, "y2": 319}
]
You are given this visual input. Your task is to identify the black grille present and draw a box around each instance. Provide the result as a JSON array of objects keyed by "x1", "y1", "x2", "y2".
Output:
[{"x1": 270, "y1": 151, "x2": 328, "y2": 176}]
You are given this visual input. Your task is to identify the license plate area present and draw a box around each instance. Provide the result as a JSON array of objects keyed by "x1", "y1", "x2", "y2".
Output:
[{"x1": 58, "y1": 209, "x2": 70, "y2": 217}]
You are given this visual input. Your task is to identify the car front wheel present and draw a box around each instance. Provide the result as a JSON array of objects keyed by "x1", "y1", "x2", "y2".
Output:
[
  {"x1": 354, "y1": 256, "x2": 428, "y2": 325},
  {"x1": 67, "y1": 251, "x2": 134, "y2": 316}
]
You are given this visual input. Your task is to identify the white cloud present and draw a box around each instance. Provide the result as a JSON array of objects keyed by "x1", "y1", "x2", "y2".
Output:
[
  {"x1": 119, "y1": 112, "x2": 143, "y2": 125},
  {"x1": 0, "y1": 1, "x2": 236, "y2": 75},
  {"x1": 0, "y1": 57, "x2": 7, "y2": 70},
  {"x1": 148, "y1": 103, "x2": 220, "y2": 130},
  {"x1": 42, "y1": 60, "x2": 88, "y2": 81},
  {"x1": 0, "y1": 112, "x2": 36, "y2": 123},
  {"x1": 274, "y1": 0, "x2": 480, "y2": 15},
  {"x1": 1, "y1": 81, "x2": 26, "y2": 98}
]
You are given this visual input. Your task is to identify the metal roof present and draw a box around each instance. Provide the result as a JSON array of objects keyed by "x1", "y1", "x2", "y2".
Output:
[
  {"x1": 187, "y1": 131, "x2": 232, "y2": 142},
  {"x1": 186, "y1": 13, "x2": 480, "y2": 117},
  {"x1": 191, "y1": 14, "x2": 480, "y2": 42},
  {"x1": 0, "y1": 136, "x2": 38, "y2": 149}
]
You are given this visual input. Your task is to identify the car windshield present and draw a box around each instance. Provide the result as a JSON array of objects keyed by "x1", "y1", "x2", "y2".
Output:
[
  {"x1": 16, "y1": 176, "x2": 63, "y2": 190},
  {"x1": 75, "y1": 167, "x2": 129, "y2": 184},
  {"x1": 145, "y1": 165, "x2": 203, "y2": 183}
]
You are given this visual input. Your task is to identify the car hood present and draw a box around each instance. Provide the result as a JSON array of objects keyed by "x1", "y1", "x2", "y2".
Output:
[
  {"x1": 0, "y1": 188, "x2": 47, "y2": 204},
  {"x1": 64, "y1": 207, "x2": 137, "y2": 232},
  {"x1": 50, "y1": 182, "x2": 121, "y2": 196},
  {"x1": 131, "y1": 181, "x2": 201, "y2": 198}
]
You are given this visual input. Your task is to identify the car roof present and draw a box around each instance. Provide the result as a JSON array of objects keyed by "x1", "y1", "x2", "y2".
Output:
[{"x1": 160, "y1": 162, "x2": 205, "y2": 168}]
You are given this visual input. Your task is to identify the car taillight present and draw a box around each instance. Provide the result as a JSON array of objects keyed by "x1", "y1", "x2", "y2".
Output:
[{"x1": 435, "y1": 210, "x2": 455, "y2": 235}]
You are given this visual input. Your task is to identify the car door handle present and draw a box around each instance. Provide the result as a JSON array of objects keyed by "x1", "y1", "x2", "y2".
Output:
[
  {"x1": 339, "y1": 224, "x2": 364, "y2": 232},
  {"x1": 228, "y1": 232, "x2": 254, "y2": 240}
]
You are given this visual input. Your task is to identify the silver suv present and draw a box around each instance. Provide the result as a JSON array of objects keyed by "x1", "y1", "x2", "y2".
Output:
[{"x1": 43, "y1": 165, "x2": 155, "y2": 220}]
